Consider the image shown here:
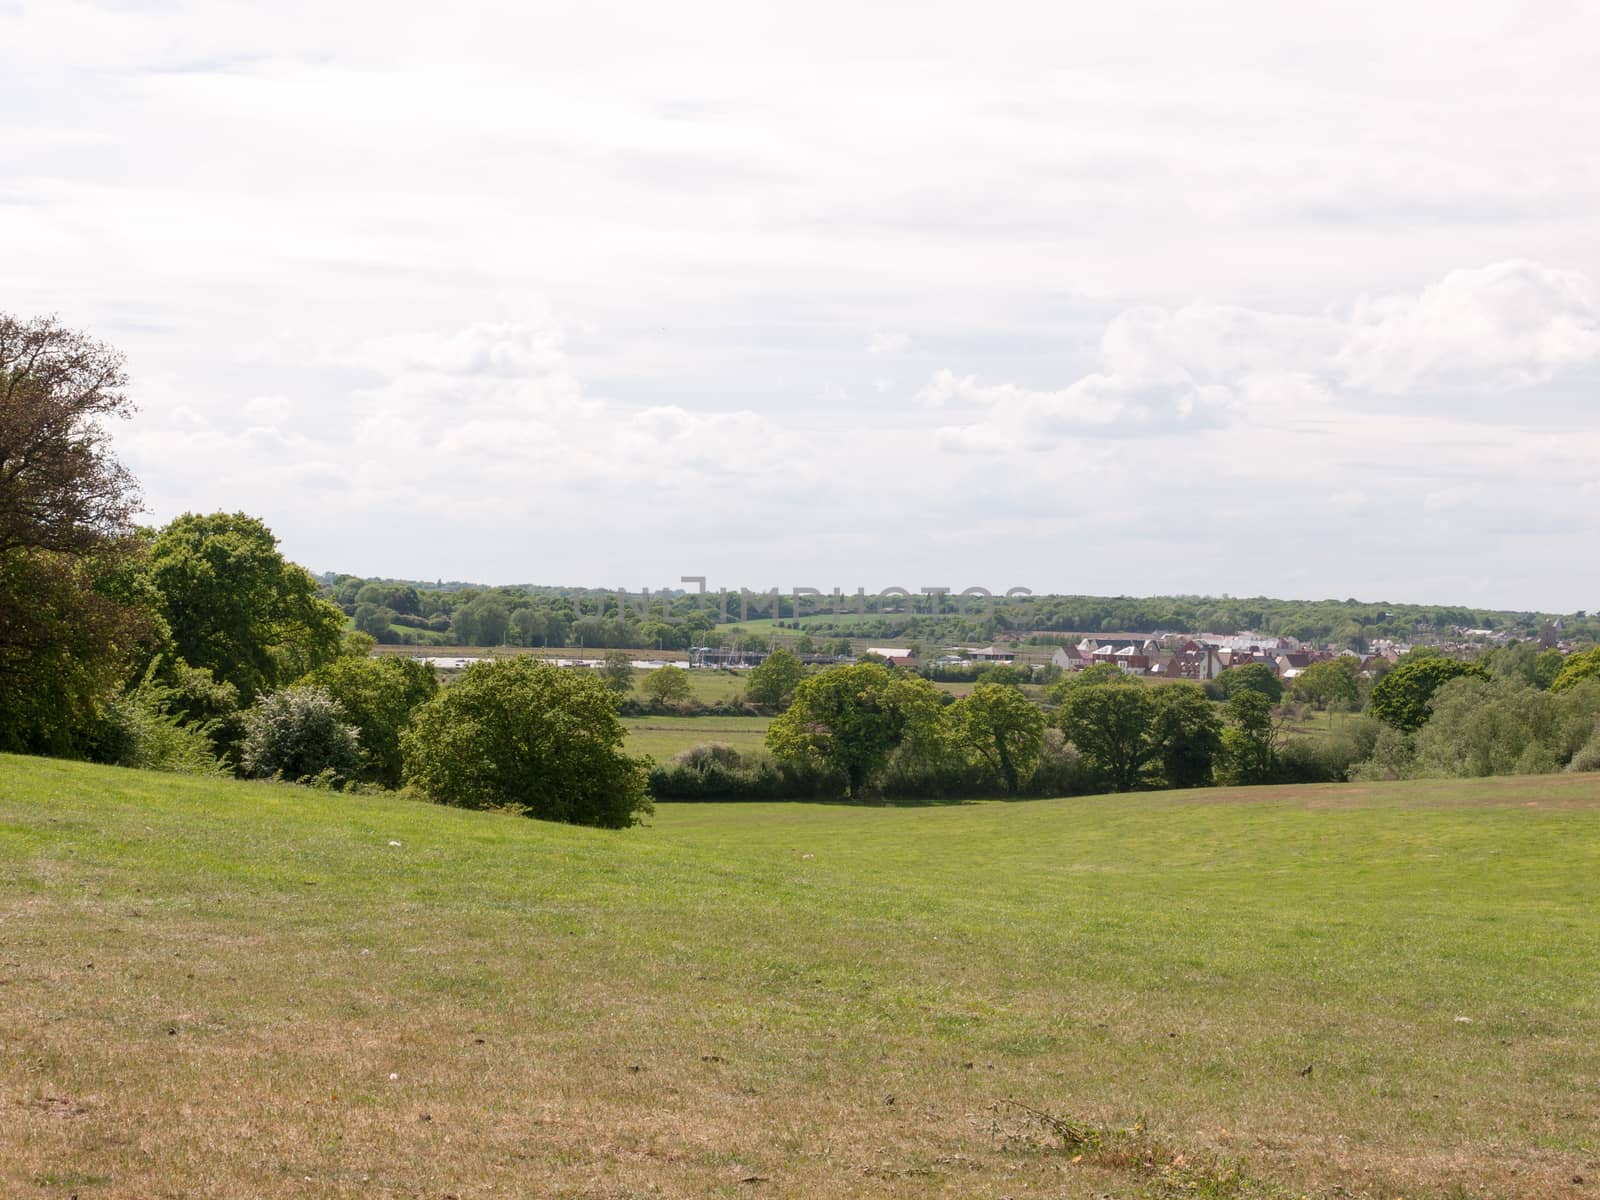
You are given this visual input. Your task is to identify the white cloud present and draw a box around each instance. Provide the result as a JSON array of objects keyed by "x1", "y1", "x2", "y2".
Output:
[
  {"x1": 8, "y1": 2, "x2": 1600, "y2": 606},
  {"x1": 1338, "y1": 261, "x2": 1600, "y2": 392}
]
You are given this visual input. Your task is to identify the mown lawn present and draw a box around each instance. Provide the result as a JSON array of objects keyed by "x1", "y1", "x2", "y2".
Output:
[{"x1": 1, "y1": 755, "x2": 1597, "y2": 1199}]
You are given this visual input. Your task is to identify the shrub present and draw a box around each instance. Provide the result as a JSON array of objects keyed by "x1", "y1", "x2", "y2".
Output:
[
  {"x1": 402, "y1": 658, "x2": 651, "y2": 828},
  {"x1": 301, "y1": 655, "x2": 437, "y2": 788},
  {"x1": 91, "y1": 669, "x2": 227, "y2": 776},
  {"x1": 239, "y1": 685, "x2": 360, "y2": 785},
  {"x1": 1568, "y1": 724, "x2": 1600, "y2": 772}
]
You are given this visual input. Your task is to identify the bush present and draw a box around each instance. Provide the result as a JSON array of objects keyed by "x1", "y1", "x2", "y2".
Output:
[
  {"x1": 239, "y1": 685, "x2": 360, "y2": 785},
  {"x1": 402, "y1": 658, "x2": 651, "y2": 828},
  {"x1": 91, "y1": 669, "x2": 227, "y2": 776},
  {"x1": 1568, "y1": 724, "x2": 1600, "y2": 772},
  {"x1": 646, "y1": 744, "x2": 838, "y2": 801},
  {"x1": 302, "y1": 655, "x2": 437, "y2": 788}
]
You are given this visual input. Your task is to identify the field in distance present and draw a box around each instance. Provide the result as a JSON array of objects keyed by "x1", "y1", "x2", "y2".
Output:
[{"x1": 2, "y1": 757, "x2": 1597, "y2": 1199}]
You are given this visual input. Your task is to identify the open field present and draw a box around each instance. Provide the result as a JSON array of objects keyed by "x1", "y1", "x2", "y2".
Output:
[
  {"x1": 2, "y1": 757, "x2": 1597, "y2": 1199},
  {"x1": 623, "y1": 715, "x2": 773, "y2": 759}
]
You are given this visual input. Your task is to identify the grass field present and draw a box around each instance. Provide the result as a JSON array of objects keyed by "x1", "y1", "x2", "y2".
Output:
[
  {"x1": 623, "y1": 715, "x2": 773, "y2": 758},
  {"x1": 2, "y1": 757, "x2": 1597, "y2": 1199}
]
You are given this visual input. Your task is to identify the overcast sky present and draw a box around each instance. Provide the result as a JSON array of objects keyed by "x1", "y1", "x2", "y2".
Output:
[{"x1": 5, "y1": 1, "x2": 1598, "y2": 611}]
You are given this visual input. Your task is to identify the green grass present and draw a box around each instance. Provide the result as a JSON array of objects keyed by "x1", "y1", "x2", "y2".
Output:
[
  {"x1": 622, "y1": 715, "x2": 773, "y2": 758},
  {"x1": 2, "y1": 756, "x2": 1598, "y2": 1199}
]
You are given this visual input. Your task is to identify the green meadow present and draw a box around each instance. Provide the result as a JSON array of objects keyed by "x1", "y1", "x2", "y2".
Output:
[{"x1": 2, "y1": 755, "x2": 1597, "y2": 1199}]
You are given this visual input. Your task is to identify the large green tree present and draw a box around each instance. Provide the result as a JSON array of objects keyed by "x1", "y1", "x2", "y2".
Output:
[
  {"x1": 947, "y1": 681, "x2": 1045, "y2": 794},
  {"x1": 302, "y1": 654, "x2": 437, "y2": 787},
  {"x1": 744, "y1": 648, "x2": 805, "y2": 708},
  {"x1": 0, "y1": 315, "x2": 153, "y2": 752},
  {"x1": 1148, "y1": 683, "x2": 1223, "y2": 788},
  {"x1": 1214, "y1": 662, "x2": 1284, "y2": 704},
  {"x1": 1291, "y1": 657, "x2": 1361, "y2": 709},
  {"x1": 1368, "y1": 655, "x2": 1488, "y2": 731},
  {"x1": 1054, "y1": 683, "x2": 1159, "y2": 792},
  {"x1": 1552, "y1": 647, "x2": 1600, "y2": 694},
  {"x1": 148, "y1": 512, "x2": 345, "y2": 702},
  {"x1": 765, "y1": 662, "x2": 943, "y2": 794},
  {"x1": 402, "y1": 658, "x2": 651, "y2": 828}
]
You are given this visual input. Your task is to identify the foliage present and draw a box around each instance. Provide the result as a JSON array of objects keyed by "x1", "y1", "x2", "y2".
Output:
[
  {"x1": 90, "y1": 665, "x2": 226, "y2": 776},
  {"x1": 1368, "y1": 655, "x2": 1489, "y2": 731},
  {"x1": 1054, "y1": 683, "x2": 1159, "y2": 792},
  {"x1": 765, "y1": 662, "x2": 944, "y2": 794},
  {"x1": 1569, "y1": 725, "x2": 1600, "y2": 772},
  {"x1": 1414, "y1": 676, "x2": 1600, "y2": 778},
  {"x1": 1214, "y1": 691, "x2": 1282, "y2": 785},
  {"x1": 148, "y1": 512, "x2": 345, "y2": 703},
  {"x1": 599, "y1": 650, "x2": 635, "y2": 694},
  {"x1": 641, "y1": 664, "x2": 692, "y2": 705},
  {"x1": 1552, "y1": 646, "x2": 1600, "y2": 694},
  {"x1": 1291, "y1": 657, "x2": 1361, "y2": 709},
  {"x1": 1148, "y1": 683, "x2": 1223, "y2": 788},
  {"x1": 946, "y1": 682, "x2": 1045, "y2": 793},
  {"x1": 1213, "y1": 662, "x2": 1284, "y2": 704},
  {"x1": 302, "y1": 655, "x2": 437, "y2": 787},
  {"x1": 239, "y1": 685, "x2": 360, "y2": 785},
  {"x1": 0, "y1": 316, "x2": 153, "y2": 755},
  {"x1": 402, "y1": 658, "x2": 651, "y2": 828},
  {"x1": 0, "y1": 314, "x2": 140, "y2": 559},
  {"x1": 744, "y1": 648, "x2": 805, "y2": 707}
]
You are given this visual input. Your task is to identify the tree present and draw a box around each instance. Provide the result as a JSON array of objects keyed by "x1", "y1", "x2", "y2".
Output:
[
  {"x1": 1552, "y1": 647, "x2": 1600, "y2": 694},
  {"x1": 0, "y1": 315, "x2": 152, "y2": 752},
  {"x1": 1049, "y1": 662, "x2": 1137, "y2": 699},
  {"x1": 744, "y1": 648, "x2": 805, "y2": 708},
  {"x1": 600, "y1": 650, "x2": 635, "y2": 694},
  {"x1": 947, "y1": 682, "x2": 1045, "y2": 794},
  {"x1": 148, "y1": 512, "x2": 345, "y2": 703},
  {"x1": 302, "y1": 655, "x2": 437, "y2": 787},
  {"x1": 1292, "y1": 657, "x2": 1360, "y2": 709},
  {"x1": 1214, "y1": 663, "x2": 1284, "y2": 704},
  {"x1": 1054, "y1": 683, "x2": 1158, "y2": 792},
  {"x1": 642, "y1": 664, "x2": 691, "y2": 705},
  {"x1": 765, "y1": 662, "x2": 943, "y2": 794},
  {"x1": 401, "y1": 658, "x2": 651, "y2": 828},
  {"x1": 1215, "y1": 690, "x2": 1282, "y2": 785},
  {"x1": 1368, "y1": 655, "x2": 1488, "y2": 731},
  {"x1": 0, "y1": 314, "x2": 139, "y2": 558},
  {"x1": 1148, "y1": 683, "x2": 1223, "y2": 788},
  {"x1": 239, "y1": 685, "x2": 360, "y2": 785}
]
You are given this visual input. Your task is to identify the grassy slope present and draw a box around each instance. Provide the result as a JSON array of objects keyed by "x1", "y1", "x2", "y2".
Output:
[{"x1": 2, "y1": 757, "x2": 1598, "y2": 1199}]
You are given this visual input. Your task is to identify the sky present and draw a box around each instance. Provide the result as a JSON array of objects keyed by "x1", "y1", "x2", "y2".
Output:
[{"x1": 4, "y1": 0, "x2": 1598, "y2": 612}]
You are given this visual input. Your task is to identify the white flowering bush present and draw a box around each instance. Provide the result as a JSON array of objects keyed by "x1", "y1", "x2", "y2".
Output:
[{"x1": 239, "y1": 685, "x2": 360, "y2": 786}]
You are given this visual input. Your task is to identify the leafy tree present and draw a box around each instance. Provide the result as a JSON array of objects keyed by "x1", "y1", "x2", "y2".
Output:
[
  {"x1": 239, "y1": 685, "x2": 360, "y2": 785},
  {"x1": 1368, "y1": 655, "x2": 1488, "y2": 731},
  {"x1": 1215, "y1": 690, "x2": 1282, "y2": 785},
  {"x1": 642, "y1": 664, "x2": 691, "y2": 705},
  {"x1": 0, "y1": 314, "x2": 140, "y2": 559},
  {"x1": 1148, "y1": 683, "x2": 1223, "y2": 788},
  {"x1": 302, "y1": 655, "x2": 437, "y2": 787},
  {"x1": 148, "y1": 512, "x2": 344, "y2": 702},
  {"x1": 744, "y1": 648, "x2": 805, "y2": 707},
  {"x1": 828, "y1": 638, "x2": 853, "y2": 658},
  {"x1": 1552, "y1": 647, "x2": 1600, "y2": 694},
  {"x1": 0, "y1": 315, "x2": 153, "y2": 752},
  {"x1": 1049, "y1": 662, "x2": 1137, "y2": 699},
  {"x1": 353, "y1": 602, "x2": 396, "y2": 638},
  {"x1": 451, "y1": 593, "x2": 511, "y2": 646},
  {"x1": 1291, "y1": 657, "x2": 1360, "y2": 709},
  {"x1": 1054, "y1": 683, "x2": 1158, "y2": 792},
  {"x1": 1214, "y1": 663, "x2": 1284, "y2": 704},
  {"x1": 947, "y1": 681, "x2": 1045, "y2": 793},
  {"x1": 765, "y1": 662, "x2": 943, "y2": 794},
  {"x1": 401, "y1": 658, "x2": 651, "y2": 828},
  {"x1": 600, "y1": 650, "x2": 635, "y2": 694}
]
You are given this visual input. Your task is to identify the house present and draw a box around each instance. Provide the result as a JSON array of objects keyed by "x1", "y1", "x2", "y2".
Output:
[
  {"x1": 968, "y1": 645, "x2": 1017, "y2": 663},
  {"x1": 1152, "y1": 644, "x2": 1225, "y2": 680},
  {"x1": 865, "y1": 647, "x2": 918, "y2": 668}
]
